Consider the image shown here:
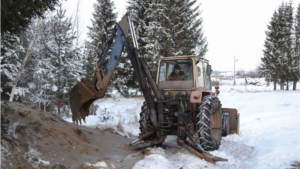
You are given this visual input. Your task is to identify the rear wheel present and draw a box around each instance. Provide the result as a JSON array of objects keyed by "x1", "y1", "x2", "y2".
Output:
[
  {"x1": 139, "y1": 102, "x2": 156, "y2": 140},
  {"x1": 196, "y1": 95, "x2": 222, "y2": 151}
]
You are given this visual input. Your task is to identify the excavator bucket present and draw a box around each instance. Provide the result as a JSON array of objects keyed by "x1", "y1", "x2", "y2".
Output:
[
  {"x1": 221, "y1": 108, "x2": 240, "y2": 134},
  {"x1": 70, "y1": 78, "x2": 98, "y2": 125},
  {"x1": 70, "y1": 68, "x2": 108, "y2": 125}
]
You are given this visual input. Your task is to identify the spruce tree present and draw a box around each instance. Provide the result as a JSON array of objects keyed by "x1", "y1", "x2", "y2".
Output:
[
  {"x1": 260, "y1": 10, "x2": 281, "y2": 90},
  {"x1": 293, "y1": 3, "x2": 300, "y2": 90},
  {"x1": 41, "y1": 6, "x2": 82, "y2": 114},
  {"x1": 1, "y1": 0, "x2": 60, "y2": 35},
  {"x1": 143, "y1": 0, "x2": 167, "y2": 60},
  {"x1": 126, "y1": 0, "x2": 207, "y2": 59},
  {"x1": 86, "y1": 0, "x2": 117, "y2": 80},
  {"x1": 0, "y1": 34, "x2": 23, "y2": 100},
  {"x1": 282, "y1": 2, "x2": 294, "y2": 90},
  {"x1": 122, "y1": 0, "x2": 166, "y2": 96},
  {"x1": 260, "y1": 2, "x2": 298, "y2": 90},
  {"x1": 160, "y1": 0, "x2": 207, "y2": 57}
]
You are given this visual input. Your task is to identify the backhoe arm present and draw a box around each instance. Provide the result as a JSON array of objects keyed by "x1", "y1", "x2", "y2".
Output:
[{"x1": 70, "y1": 14, "x2": 161, "y2": 125}]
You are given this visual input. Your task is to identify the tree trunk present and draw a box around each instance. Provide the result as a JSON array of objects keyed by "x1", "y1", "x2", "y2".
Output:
[
  {"x1": 280, "y1": 79, "x2": 284, "y2": 90},
  {"x1": 286, "y1": 81, "x2": 289, "y2": 90},
  {"x1": 57, "y1": 40, "x2": 62, "y2": 115},
  {"x1": 273, "y1": 81, "x2": 277, "y2": 90},
  {"x1": 9, "y1": 19, "x2": 41, "y2": 102},
  {"x1": 293, "y1": 79, "x2": 298, "y2": 90}
]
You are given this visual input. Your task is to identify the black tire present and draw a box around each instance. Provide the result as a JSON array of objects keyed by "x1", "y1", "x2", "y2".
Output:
[
  {"x1": 196, "y1": 95, "x2": 222, "y2": 151},
  {"x1": 139, "y1": 102, "x2": 149, "y2": 132},
  {"x1": 139, "y1": 102, "x2": 156, "y2": 140},
  {"x1": 222, "y1": 113, "x2": 230, "y2": 136},
  {"x1": 139, "y1": 102, "x2": 165, "y2": 148}
]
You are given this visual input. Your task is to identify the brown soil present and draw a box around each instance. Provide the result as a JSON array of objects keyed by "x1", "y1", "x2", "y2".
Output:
[{"x1": 1, "y1": 101, "x2": 144, "y2": 169}]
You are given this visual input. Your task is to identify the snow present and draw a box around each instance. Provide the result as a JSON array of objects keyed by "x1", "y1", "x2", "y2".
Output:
[
  {"x1": 83, "y1": 161, "x2": 108, "y2": 168},
  {"x1": 218, "y1": 72, "x2": 233, "y2": 76},
  {"x1": 64, "y1": 79, "x2": 300, "y2": 169},
  {"x1": 24, "y1": 148, "x2": 50, "y2": 168},
  {"x1": 65, "y1": 97, "x2": 144, "y2": 136}
]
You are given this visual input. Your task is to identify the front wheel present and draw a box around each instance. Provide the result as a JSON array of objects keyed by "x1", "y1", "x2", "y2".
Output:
[
  {"x1": 196, "y1": 95, "x2": 222, "y2": 151},
  {"x1": 222, "y1": 113, "x2": 230, "y2": 136}
]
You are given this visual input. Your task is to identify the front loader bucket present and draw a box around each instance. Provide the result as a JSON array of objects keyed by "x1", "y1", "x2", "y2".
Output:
[
  {"x1": 70, "y1": 78, "x2": 99, "y2": 125},
  {"x1": 221, "y1": 108, "x2": 240, "y2": 135}
]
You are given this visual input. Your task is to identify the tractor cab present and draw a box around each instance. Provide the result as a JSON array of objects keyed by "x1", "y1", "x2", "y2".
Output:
[{"x1": 156, "y1": 56, "x2": 212, "y2": 92}]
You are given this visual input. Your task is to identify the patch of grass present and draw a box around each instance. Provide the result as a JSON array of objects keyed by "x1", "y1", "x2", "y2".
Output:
[{"x1": 15, "y1": 125, "x2": 27, "y2": 134}]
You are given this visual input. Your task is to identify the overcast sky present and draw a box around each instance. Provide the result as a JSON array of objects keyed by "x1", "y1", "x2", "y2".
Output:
[{"x1": 63, "y1": 0, "x2": 300, "y2": 71}]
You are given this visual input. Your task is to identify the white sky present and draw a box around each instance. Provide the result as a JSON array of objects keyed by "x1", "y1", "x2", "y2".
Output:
[{"x1": 63, "y1": 0, "x2": 300, "y2": 71}]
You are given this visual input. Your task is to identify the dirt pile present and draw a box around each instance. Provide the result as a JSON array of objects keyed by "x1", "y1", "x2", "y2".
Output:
[{"x1": 1, "y1": 101, "x2": 143, "y2": 169}]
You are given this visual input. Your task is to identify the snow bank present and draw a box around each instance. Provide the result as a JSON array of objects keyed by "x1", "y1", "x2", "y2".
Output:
[{"x1": 64, "y1": 79, "x2": 300, "y2": 169}]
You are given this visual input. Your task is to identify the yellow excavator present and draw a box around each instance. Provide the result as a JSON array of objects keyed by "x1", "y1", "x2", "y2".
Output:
[{"x1": 69, "y1": 14, "x2": 239, "y2": 163}]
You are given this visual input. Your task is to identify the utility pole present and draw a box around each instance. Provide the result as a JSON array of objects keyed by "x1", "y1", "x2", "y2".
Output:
[{"x1": 233, "y1": 56, "x2": 239, "y2": 86}]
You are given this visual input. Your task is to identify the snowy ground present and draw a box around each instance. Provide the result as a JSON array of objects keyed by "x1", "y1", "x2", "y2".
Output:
[{"x1": 64, "y1": 80, "x2": 300, "y2": 169}]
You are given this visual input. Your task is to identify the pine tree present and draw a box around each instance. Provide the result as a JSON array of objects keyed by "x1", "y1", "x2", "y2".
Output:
[
  {"x1": 282, "y1": 1, "x2": 294, "y2": 90},
  {"x1": 127, "y1": 0, "x2": 208, "y2": 57},
  {"x1": 293, "y1": 3, "x2": 300, "y2": 90},
  {"x1": 190, "y1": 1, "x2": 208, "y2": 57},
  {"x1": 1, "y1": 17, "x2": 44, "y2": 102},
  {"x1": 1, "y1": 0, "x2": 60, "y2": 35},
  {"x1": 260, "y1": 9, "x2": 281, "y2": 90},
  {"x1": 260, "y1": 2, "x2": 296, "y2": 90},
  {"x1": 86, "y1": 0, "x2": 117, "y2": 80},
  {"x1": 126, "y1": 0, "x2": 166, "y2": 59},
  {"x1": 1, "y1": 34, "x2": 23, "y2": 100},
  {"x1": 143, "y1": 0, "x2": 167, "y2": 60},
  {"x1": 122, "y1": 0, "x2": 165, "y2": 96},
  {"x1": 160, "y1": 0, "x2": 207, "y2": 57},
  {"x1": 41, "y1": 6, "x2": 83, "y2": 114}
]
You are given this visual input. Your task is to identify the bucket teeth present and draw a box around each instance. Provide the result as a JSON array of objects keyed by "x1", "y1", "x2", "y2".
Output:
[{"x1": 70, "y1": 79, "x2": 97, "y2": 125}]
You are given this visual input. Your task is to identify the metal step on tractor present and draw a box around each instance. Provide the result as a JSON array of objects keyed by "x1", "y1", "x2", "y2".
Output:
[{"x1": 69, "y1": 13, "x2": 239, "y2": 163}]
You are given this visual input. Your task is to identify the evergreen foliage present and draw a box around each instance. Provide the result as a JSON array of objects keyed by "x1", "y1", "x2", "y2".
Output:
[
  {"x1": 127, "y1": 0, "x2": 166, "y2": 74},
  {"x1": 160, "y1": 0, "x2": 207, "y2": 57},
  {"x1": 260, "y1": 2, "x2": 299, "y2": 90},
  {"x1": 294, "y1": 4, "x2": 300, "y2": 88},
  {"x1": 1, "y1": 5, "x2": 84, "y2": 114},
  {"x1": 86, "y1": 0, "x2": 117, "y2": 80},
  {"x1": 1, "y1": 0, "x2": 60, "y2": 35},
  {"x1": 40, "y1": 6, "x2": 83, "y2": 114},
  {"x1": 0, "y1": 34, "x2": 23, "y2": 100},
  {"x1": 129, "y1": 0, "x2": 208, "y2": 59},
  {"x1": 119, "y1": 0, "x2": 164, "y2": 96}
]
